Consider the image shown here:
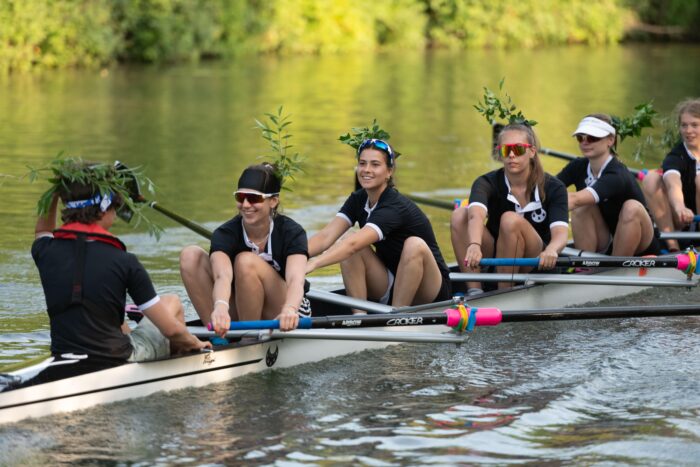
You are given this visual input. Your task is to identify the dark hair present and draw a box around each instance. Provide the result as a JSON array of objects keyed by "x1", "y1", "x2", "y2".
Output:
[
  {"x1": 59, "y1": 180, "x2": 124, "y2": 224},
  {"x1": 497, "y1": 123, "x2": 546, "y2": 202},
  {"x1": 357, "y1": 142, "x2": 397, "y2": 189},
  {"x1": 584, "y1": 113, "x2": 618, "y2": 155},
  {"x1": 238, "y1": 163, "x2": 282, "y2": 216}
]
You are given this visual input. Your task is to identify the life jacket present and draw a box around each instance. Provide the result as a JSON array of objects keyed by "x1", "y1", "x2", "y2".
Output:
[{"x1": 48, "y1": 223, "x2": 126, "y2": 317}]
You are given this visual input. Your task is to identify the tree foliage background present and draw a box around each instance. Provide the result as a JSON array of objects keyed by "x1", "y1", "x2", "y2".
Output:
[{"x1": 0, "y1": 0, "x2": 696, "y2": 73}]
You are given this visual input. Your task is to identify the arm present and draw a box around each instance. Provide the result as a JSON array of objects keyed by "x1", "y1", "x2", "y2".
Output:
[
  {"x1": 209, "y1": 251, "x2": 234, "y2": 337},
  {"x1": 35, "y1": 193, "x2": 59, "y2": 238},
  {"x1": 277, "y1": 254, "x2": 307, "y2": 331},
  {"x1": 464, "y1": 205, "x2": 487, "y2": 270},
  {"x1": 308, "y1": 216, "x2": 351, "y2": 257},
  {"x1": 538, "y1": 225, "x2": 568, "y2": 269},
  {"x1": 307, "y1": 226, "x2": 379, "y2": 274},
  {"x1": 663, "y1": 172, "x2": 694, "y2": 223},
  {"x1": 142, "y1": 298, "x2": 211, "y2": 354},
  {"x1": 567, "y1": 189, "x2": 596, "y2": 211}
]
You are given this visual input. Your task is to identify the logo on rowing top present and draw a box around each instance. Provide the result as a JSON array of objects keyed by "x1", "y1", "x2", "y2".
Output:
[
  {"x1": 266, "y1": 345, "x2": 279, "y2": 367},
  {"x1": 530, "y1": 208, "x2": 547, "y2": 223}
]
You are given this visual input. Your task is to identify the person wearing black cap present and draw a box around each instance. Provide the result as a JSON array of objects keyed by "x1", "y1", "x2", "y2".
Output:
[
  {"x1": 306, "y1": 139, "x2": 451, "y2": 313},
  {"x1": 31, "y1": 163, "x2": 209, "y2": 371},
  {"x1": 557, "y1": 114, "x2": 660, "y2": 256},
  {"x1": 180, "y1": 163, "x2": 310, "y2": 336}
]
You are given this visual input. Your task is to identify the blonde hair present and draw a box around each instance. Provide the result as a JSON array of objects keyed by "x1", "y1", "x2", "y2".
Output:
[
  {"x1": 675, "y1": 98, "x2": 700, "y2": 122},
  {"x1": 497, "y1": 123, "x2": 546, "y2": 202}
]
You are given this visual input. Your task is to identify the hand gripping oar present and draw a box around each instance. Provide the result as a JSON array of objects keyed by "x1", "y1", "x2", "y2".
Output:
[
  {"x1": 209, "y1": 307, "x2": 503, "y2": 333},
  {"x1": 479, "y1": 252, "x2": 698, "y2": 278}
]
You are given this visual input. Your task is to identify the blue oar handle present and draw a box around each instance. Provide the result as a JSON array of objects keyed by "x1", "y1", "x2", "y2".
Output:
[
  {"x1": 480, "y1": 258, "x2": 540, "y2": 267},
  {"x1": 210, "y1": 317, "x2": 314, "y2": 331},
  {"x1": 694, "y1": 215, "x2": 700, "y2": 223}
]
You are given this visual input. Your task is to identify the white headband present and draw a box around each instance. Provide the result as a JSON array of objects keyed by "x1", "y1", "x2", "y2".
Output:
[{"x1": 572, "y1": 117, "x2": 616, "y2": 137}]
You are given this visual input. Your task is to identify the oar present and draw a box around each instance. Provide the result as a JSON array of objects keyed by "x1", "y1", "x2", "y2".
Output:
[
  {"x1": 479, "y1": 254, "x2": 697, "y2": 276},
  {"x1": 497, "y1": 303, "x2": 700, "y2": 322},
  {"x1": 449, "y1": 272, "x2": 695, "y2": 287},
  {"x1": 188, "y1": 327, "x2": 468, "y2": 344},
  {"x1": 206, "y1": 308, "x2": 501, "y2": 331},
  {"x1": 405, "y1": 194, "x2": 456, "y2": 211},
  {"x1": 147, "y1": 201, "x2": 213, "y2": 239}
]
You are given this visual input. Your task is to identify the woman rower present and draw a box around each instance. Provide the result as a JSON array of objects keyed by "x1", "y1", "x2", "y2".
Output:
[
  {"x1": 180, "y1": 163, "x2": 310, "y2": 336},
  {"x1": 641, "y1": 98, "x2": 700, "y2": 252},
  {"x1": 306, "y1": 138, "x2": 451, "y2": 312},
  {"x1": 557, "y1": 114, "x2": 661, "y2": 255},
  {"x1": 451, "y1": 123, "x2": 569, "y2": 293}
]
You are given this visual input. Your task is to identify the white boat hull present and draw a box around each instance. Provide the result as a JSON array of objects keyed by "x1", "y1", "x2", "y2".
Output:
[{"x1": 0, "y1": 265, "x2": 693, "y2": 425}]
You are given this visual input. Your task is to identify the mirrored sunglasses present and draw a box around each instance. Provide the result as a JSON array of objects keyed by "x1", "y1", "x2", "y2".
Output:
[
  {"x1": 358, "y1": 139, "x2": 395, "y2": 165},
  {"x1": 234, "y1": 191, "x2": 278, "y2": 204},
  {"x1": 575, "y1": 134, "x2": 603, "y2": 144},
  {"x1": 495, "y1": 143, "x2": 533, "y2": 158}
]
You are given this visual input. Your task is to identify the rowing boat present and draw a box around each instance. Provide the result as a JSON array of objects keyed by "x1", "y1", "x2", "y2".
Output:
[{"x1": 0, "y1": 260, "x2": 694, "y2": 426}]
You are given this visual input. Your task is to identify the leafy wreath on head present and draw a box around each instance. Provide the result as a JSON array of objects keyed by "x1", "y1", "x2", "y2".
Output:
[
  {"x1": 27, "y1": 153, "x2": 163, "y2": 237},
  {"x1": 338, "y1": 119, "x2": 402, "y2": 159}
]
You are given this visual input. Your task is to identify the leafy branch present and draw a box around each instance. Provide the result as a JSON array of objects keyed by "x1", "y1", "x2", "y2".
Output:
[
  {"x1": 338, "y1": 119, "x2": 402, "y2": 158},
  {"x1": 611, "y1": 102, "x2": 657, "y2": 143},
  {"x1": 254, "y1": 106, "x2": 305, "y2": 191},
  {"x1": 474, "y1": 78, "x2": 537, "y2": 127},
  {"x1": 26, "y1": 153, "x2": 162, "y2": 238}
]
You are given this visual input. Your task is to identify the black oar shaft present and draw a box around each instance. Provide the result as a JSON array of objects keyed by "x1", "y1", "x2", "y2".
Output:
[
  {"x1": 502, "y1": 304, "x2": 700, "y2": 322},
  {"x1": 148, "y1": 201, "x2": 213, "y2": 240},
  {"x1": 556, "y1": 256, "x2": 680, "y2": 269}
]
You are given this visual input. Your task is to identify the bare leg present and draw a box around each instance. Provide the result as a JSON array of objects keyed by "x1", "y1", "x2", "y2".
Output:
[
  {"x1": 340, "y1": 246, "x2": 389, "y2": 314},
  {"x1": 571, "y1": 204, "x2": 609, "y2": 253},
  {"x1": 642, "y1": 171, "x2": 679, "y2": 251},
  {"x1": 180, "y1": 245, "x2": 236, "y2": 325},
  {"x1": 233, "y1": 252, "x2": 288, "y2": 321},
  {"x1": 613, "y1": 200, "x2": 656, "y2": 256},
  {"x1": 495, "y1": 212, "x2": 545, "y2": 289},
  {"x1": 392, "y1": 237, "x2": 445, "y2": 307}
]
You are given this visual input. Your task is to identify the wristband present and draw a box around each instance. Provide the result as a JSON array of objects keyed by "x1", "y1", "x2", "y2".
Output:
[
  {"x1": 214, "y1": 299, "x2": 230, "y2": 309},
  {"x1": 284, "y1": 303, "x2": 298, "y2": 311},
  {"x1": 468, "y1": 242, "x2": 481, "y2": 247}
]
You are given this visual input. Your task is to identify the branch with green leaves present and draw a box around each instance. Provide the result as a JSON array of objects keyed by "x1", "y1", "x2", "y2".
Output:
[
  {"x1": 338, "y1": 119, "x2": 402, "y2": 158},
  {"x1": 474, "y1": 78, "x2": 537, "y2": 127},
  {"x1": 254, "y1": 106, "x2": 305, "y2": 191},
  {"x1": 26, "y1": 153, "x2": 162, "y2": 238}
]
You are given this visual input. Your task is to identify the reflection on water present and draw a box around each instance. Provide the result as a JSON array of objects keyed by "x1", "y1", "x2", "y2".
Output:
[{"x1": 2, "y1": 45, "x2": 700, "y2": 464}]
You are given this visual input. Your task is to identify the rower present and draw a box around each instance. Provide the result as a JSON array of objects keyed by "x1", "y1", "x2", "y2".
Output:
[
  {"x1": 31, "y1": 162, "x2": 209, "y2": 375},
  {"x1": 306, "y1": 138, "x2": 451, "y2": 313},
  {"x1": 557, "y1": 114, "x2": 661, "y2": 256},
  {"x1": 180, "y1": 163, "x2": 310, "y2": 337},
  {"x1": 641, "y1": 98, "x2": 700, "y2": 252},
  {"x1": 450, "y1": 123, "x2": 569, "y2": 292}
]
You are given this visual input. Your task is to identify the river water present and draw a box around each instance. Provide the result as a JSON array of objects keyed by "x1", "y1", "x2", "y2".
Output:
[{"x1": 1, "y1": 45, "x2": 700, "y2": 464}]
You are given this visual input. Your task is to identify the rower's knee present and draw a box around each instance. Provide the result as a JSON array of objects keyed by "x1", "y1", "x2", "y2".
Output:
[
  {"x1": 450, "y1": 207, "x2": 469, "y2": 232},
  {"x1": 641, "y1": 170, "x2": 662, "y2": 195},
  {"x1": 233, "y1": 251, "x2": 262, "y2": 277},
  {"x1": 619, "y1": 199, "x2": 645, "y2": 224},
  {"x1": 498, "y1": 211, "x2": 521, "y2": 234},
  {"x1": 180, "y1": 245, "x2": 207, "y2": 274},
  {"x1": 400, "y1": 236, "x2": 429, "y2": 263}
]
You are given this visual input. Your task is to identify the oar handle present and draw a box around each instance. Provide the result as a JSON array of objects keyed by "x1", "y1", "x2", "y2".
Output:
[{"x1": 208, "y1": 318, "x2": 314, "y2": 331}]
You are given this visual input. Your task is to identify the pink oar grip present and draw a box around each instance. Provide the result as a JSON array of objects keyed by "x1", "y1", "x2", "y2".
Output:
[
  {"x1": 207, "y1": 323, "x2": 213, "y2": 331},
  {"x1": 676, "y1": 253, "x2": 689, "y2": 272},
  {"x1": 444, "y1": 308, "x2": 502, "y2": 327}
]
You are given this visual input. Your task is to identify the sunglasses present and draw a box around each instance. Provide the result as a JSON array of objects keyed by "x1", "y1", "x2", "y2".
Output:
[
  {"x1": 358, "y1": 139, "x2": 395, "y2": 166},
  {"x1": 575, "y1": 134, "x2": 603, "y2": 144},
  {"x1": 495, "y1": 143, "x2": 533, "y2": 158},
  {"x1": 234, "y1": 191, "x2": 278, "y2": 204}
]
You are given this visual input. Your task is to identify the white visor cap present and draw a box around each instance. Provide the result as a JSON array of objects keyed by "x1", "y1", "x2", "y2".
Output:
[{"x1": 572, "y1": 117, "x2": 616, "y2": 137}]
